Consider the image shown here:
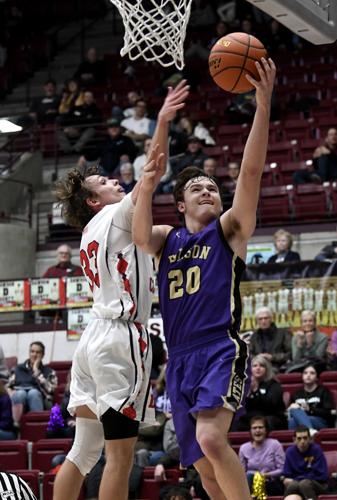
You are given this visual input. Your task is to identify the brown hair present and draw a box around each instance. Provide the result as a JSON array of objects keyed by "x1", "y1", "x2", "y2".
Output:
[
  {"x1": 273, "y1": 229, "x2": 293, "y2": 250},
  {"x1": 54, "y1": 165, "x2": 99, "y2": 230},
  {"x1": 173, "y1": 166, "x2": 220, "y2": 204}
]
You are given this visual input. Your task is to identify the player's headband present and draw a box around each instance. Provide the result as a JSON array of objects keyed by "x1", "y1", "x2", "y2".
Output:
[{"x1": 183, "y1": 175, "x2": 218, "y2": 191}]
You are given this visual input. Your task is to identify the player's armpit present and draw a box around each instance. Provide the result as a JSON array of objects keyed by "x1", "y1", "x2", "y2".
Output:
[{"x1": 135, "y1": 224, "x2": 172, "y2": 257}]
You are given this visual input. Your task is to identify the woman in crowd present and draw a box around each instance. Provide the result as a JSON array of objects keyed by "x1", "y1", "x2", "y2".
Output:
[
  {"x1": 239, "y1": 415, "x2": 285, "y2": 496},
  {"x1": 268, "y1": 229, "x2": 300, "y2": 264},
  {"x1": 287, "y1": 364, "x2": 333, "y2": 435},
  {"x1": 235, "y1": 355, "x2": 286, "y2": 431}
]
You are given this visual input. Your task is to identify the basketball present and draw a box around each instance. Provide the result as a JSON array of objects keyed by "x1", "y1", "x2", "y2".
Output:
[{"x1": 208, "y1": 32, "x2": 267, "y2": 94}]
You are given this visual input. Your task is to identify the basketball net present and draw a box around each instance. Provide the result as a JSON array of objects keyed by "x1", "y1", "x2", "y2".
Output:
[{"x1": 110, "y1": 0, "x2": 193, "y2": 70}]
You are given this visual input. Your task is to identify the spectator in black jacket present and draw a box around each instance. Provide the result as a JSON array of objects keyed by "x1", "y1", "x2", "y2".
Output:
[
  {"x1": 171, "y1": 136, "x2": 208, "y2": 177},
  {"x1": 249, "y1": 307, "x2": 292, "y2": 373},
  {"x1": 57, "y1": 90, "x2": 101, "y2": 153},
  {"x1": 79, "y1": 118, "x2": 137, "y2": 176},
  {"x1": 268, "y1": 229, "x2": 300, "y2": 264},
  {"x1": 287, "y1": 364, "x2": 333, "y2": 435},
  {"x1": 74, "y1": 47, "x2": 106, "y2": 86},
  {"x1": 9, "y1": 342, "x2": 57, "y2": 425},
  {"x1": 29, "y1": 79, "x2": 60, "y2": 125},
  {"x1": 235, "y1": 354, "x2": 286, "y2": 431}
]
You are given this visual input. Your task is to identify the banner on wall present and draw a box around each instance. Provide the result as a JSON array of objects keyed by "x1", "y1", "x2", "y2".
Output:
[
  {"x1": 67, "y1": 307, "x2": 91, "y2": 340},
  {"x1": 240, "y1": 276, "x2": 337, "y2": 331},
  {"x1": 30, "y1": 278, "x2": 65, "y2": 309},
  {"x1": 66, "y1": 277, "x2": 92, "y2": 308},
  {"x1": 0, "y1": 280, "x2": 27, "y2": 311}
]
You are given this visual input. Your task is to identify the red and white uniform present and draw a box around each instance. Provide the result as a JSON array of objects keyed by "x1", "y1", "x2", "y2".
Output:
[{"x1": 68, "y1": 193, "x2": 156, "y2": 424}]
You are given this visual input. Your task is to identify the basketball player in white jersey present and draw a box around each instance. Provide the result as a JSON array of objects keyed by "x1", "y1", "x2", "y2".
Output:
[{"x1": 52, "y1": 80, "x2": 189, "y2": 500}]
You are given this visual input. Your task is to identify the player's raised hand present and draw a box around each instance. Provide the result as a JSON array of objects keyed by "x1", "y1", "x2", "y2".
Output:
[
  {"x1": 245, "y1": 57, "x2": 276, "y2": 110},
  {"x1": 158, "y1": 79, "x2": 190, "y2": 123},
  {"x1": 142, "y1": 144, "x2": 165, "y2": 193}
]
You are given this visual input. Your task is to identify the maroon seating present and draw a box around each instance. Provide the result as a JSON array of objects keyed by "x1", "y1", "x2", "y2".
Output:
[
  {"x1": 266, "y1": 141, "x2": 299, "y2": 164},
  {"x1": 11, "y1": 470, "x2": 40, "y2": 497},
  {"x1": 153, "y1": 195, "x2": 180, "y2": 226},
  {"x1": 139, "y1": 468, "x2": 180, "y2": 500},
  {"x1": 5, "y1": 356, "x2": 17, "y2": 370},
  {"x1": 316, "y1": 430, "x2": 337, "y2": 452},
  {"x1": 283, "y1": 118, "x2": 315, "y2": 141},
  {"x1": 293, "y1": 184, "x2": 329, "y2": 221},
  {"x1": 324, "y1": 450, "x2": 337, "y2": 477},
  {"x1": 0, "y1": 440, "x2": 28, "y2": 470},
  {"x1": 228, "y1": 431, "x2": 251, "y2": 453},
  {"x1": 269, "y1": 430, "x2": 294, "y2": 449},
  {"x1": 259, "y1": 185, "x2": 294, "y2": 225},
  {"x1": 277, "y1": 373, "x2": 303, "y2": 384},
  {"x1": 53, "y1": 383, "x2": 66, "y2": 405},
  {"x1": 320, "y1": 372, "x2": 337, "y2": 383},
  {"x1": 280, "y1": 160, "x2": 309, "y2": 184},
  {"x1": 20, "y1": 411, "x2": 50, "y2": 441},
  {"x1": 32, "y1": 438, "x2": 72, "y2": 472},
  {"x1": 49, "y1": 361, "x2": 72, "y2": 384},
  {"x1": 281, "y1": 383, "x2": 303, "y2": 398}
]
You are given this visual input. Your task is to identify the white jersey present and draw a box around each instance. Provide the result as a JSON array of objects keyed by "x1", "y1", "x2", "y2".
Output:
[{"x1": 80, "y1": 193, "x2": 154, "y2": 324}]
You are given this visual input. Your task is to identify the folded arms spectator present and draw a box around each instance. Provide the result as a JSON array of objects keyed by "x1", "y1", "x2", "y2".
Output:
[{"x1": 291, "y1": 310, "x2": 328, "y2": 369}]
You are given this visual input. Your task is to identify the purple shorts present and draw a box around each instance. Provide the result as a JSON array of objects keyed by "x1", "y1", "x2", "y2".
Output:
[{"x1": 166, "y1": 333, "x2": 250, "y2": 466}]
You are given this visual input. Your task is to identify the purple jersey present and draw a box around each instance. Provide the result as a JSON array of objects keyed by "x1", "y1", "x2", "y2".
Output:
[{"x1": 157, "y1": 219, "x2": 246, "y2": 352}]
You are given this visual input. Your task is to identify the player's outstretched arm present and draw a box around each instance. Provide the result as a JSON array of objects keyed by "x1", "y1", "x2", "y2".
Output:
[
  {"x1": 221, "y1": 58, "x2": 276, "y2": 251},
  {"x1": 149, "y1": 79, "x2": 189, "y2": 183},
  {"x1": 132, "y1": 148, "x2": 171, "y2": 256}
]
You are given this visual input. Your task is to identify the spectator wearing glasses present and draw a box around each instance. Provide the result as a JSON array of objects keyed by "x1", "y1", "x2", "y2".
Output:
[{"x1": 43, "y1": 244, "x2": 83, "y2": 278}]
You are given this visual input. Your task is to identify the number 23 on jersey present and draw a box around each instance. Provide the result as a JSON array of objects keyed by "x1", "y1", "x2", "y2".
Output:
[{"x1": 80, "y1": 241, "x2": 100, "y2": 291}]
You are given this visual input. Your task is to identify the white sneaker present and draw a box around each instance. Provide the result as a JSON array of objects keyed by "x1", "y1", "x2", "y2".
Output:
[{"x1": 309, "y1": 428, "x2": 318, "y2": 437}]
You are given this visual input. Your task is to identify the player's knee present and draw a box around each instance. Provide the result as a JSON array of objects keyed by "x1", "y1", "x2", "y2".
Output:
[
  {"x1": 67, "y1": 417, "x2": 104, "y2": 476},
  {"x1": 197, "y1": 430, "x2": 227, "y2": 460}
]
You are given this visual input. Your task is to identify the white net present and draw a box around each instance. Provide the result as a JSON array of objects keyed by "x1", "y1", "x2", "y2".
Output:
[{"x1": 110, "y1": 0, "x2": 193, "y2": 70}]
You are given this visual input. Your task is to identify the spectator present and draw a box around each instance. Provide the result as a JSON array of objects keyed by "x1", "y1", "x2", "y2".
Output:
[
  {"x1": 43, "y1": 244, "x2": 83, "y2": 278},
  {"x1": 283, "y1": 426, "x2": 329, "y2": 500},
  {"x1": 291, "y1": 310, "x2": 328, "y2": 369},
  {"x1": 120, "y1": 163, "x2": 137, "y2": 194},
  {"x1": 171, "y1": 136, "x2": 208, "y2": 176},
  {"x1": 9, "y1": 342, "x2": 57, "y2": 424},
  {"x1": 268, "y1": 229, "x2": 300, "y2": 263},
  {"x1": 161, "y1": 486, "x2": 192, "y2": 500},
  {"x1": 235, "y1": 354, "x2": 286, "y2": 431},
  {"x1": 133, "y1": 137, "x2": 171, "y2": 184},
  {"x1": 154, "y1": 418, "x2": 180, "y2": 482},
  {"x1": 121, "y1": 99, "x2": 154, "y2": 145},
  {"x1": 188, "y1": 0, "x2": 216, "y2": 28},
  {"x1": 202, "y1": 157, "x2": 218, "y2": 178},
  {"x1": 29, "y1": 79, "x2": 60, "y2": 125},
  {"x1": 315, "y1": 237, "x2": 337, "y2": 262},
  {"x1": 223, "y1": 161, "x2": 240, "y2": 195},
  {"x1": 46, "y1": 372, "x2": 75, "y2": 439},
  {"x1": 0, "y1": 373, "x2": 16, "y2": 440},
  {"x1": 0, "y1": 343, "x2": 9, "y2": 379},
  {"x1": 287, "y1": 364, "x2": 333, "y2": 434},
  {"x1": 239, "y1": 415, "x2": 285, "y2": 496},
  {"x1": 79, "y1": 118, "x2": 138, "y2": 177},
  {"x1": 293, "y1": 128, "x2": 337, "y2": 184},
  {"x1": 249, "y1": 306, "x2": 292, "y2": 373},
  {"x1": 74, "y1": 47, "x2": 106, "y2": 86},
  {"x1": 58, "y1": 79, "x2": 84, "y2": 115},
  {"x1": 327, "y1": 329, "x2": 337, "y2": 370},
  {"x1": 57, "y1": 90, "x2": 101, "y2": 153},
  {"x1": 122, "y1": 90, "x2": 141, "y2": 118}
]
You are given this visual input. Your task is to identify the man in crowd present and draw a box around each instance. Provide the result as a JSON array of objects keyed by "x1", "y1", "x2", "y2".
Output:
[
  {"x1": 171, "y1": 135, "x2": 208, "y2": 175},
  {"x1": 283, "y1": 426, "x2": 329, "y2": 500},
  {"x1": 121, "y1": 99, "x2": 154, "y2": 145},
  {"x1": 43, "y1": 244, "x2": 83, "y2": 278},
  {"x1": 29, "y1": 79, "x2": 60, "y2": 125},
  {"x1": 9, "y1": 341, "x2": 57, "y2": 425},
  {"x1": 249, "y1": 306, "x2": 292, "y2": 373}
]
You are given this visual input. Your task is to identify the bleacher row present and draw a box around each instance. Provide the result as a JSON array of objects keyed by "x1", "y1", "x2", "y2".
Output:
[{"x1": 3, "y1": 362, "x2": 337, "y2": 499}]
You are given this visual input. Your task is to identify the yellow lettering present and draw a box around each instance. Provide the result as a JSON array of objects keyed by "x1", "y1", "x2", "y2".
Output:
[
  {"x1": 200, "y1": 246, "x2": 211, "y2": 260},
  {"x1": 168, "y1": 269, "x2": 184, "y2": 299},
  {"x1": 192, "y1": 245, "x2": 200, "y2": 258},
  {"x1": 168, "y1": 254, "x2": 177, "y2": 264}
]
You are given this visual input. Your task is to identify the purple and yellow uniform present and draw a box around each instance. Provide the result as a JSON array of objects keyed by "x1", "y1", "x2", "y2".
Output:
[{"x1": 157, "y1": 218, "x2": 250, "y2": 466}]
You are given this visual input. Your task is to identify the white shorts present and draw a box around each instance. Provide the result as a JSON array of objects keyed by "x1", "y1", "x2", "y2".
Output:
[{"x1": 68, "y1": 318, "x2": 156, "y2": 425}]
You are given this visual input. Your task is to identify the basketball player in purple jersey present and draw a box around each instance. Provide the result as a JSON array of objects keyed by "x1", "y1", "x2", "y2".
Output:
[{"x1": 132, "y1": 58, "x2": 276, "y2": 500}]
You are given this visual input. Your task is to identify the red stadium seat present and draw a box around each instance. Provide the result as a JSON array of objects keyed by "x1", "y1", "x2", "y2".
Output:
[
  {"x1": 259, "y1": 185, "x2": 294, "y2": 225},
  {"x1": 49, "y1": 361, "x2": 72, "y2": 385},
  {"x1": 11, "y1": 470, "x2": 40, "y2": 497},
  {"x1": 32, "y1": 438, "x2": 72, "y2": 472},
  {"x1": 139, "y1": 468, "x2": 180, "y2": 500},
  {"x1": 320, "y1": 372, "x2": 337, "y2": 383},
  {"x1": 324, "y1": 450, "x2": 337, "y2": 477},
  {"x1": 293, "y1": 184, "x2": 329, "y2": 221},
  {"x1": 153, "y1": 195, "x2": 180, "y2": 226},
  {"x1": 283, "y1": 118, "x2": 315, "y2": 141},
  {"x1": 228, "y1": 431, "x2": 251, "y2": 453},
  {"x1": 280, "y1": 161, "x2": 309, "y2": 185},
  {"x1": 316, "y1": 430, "x2": 337, "y2": 452},
  {"x1": 0, "y1": 440, "x2": 28, "y2": 470},
  {"x1": 266, "y1": 141, "x2": 299, "y2": 164},
  {"x1": 298, "y1": 138, "x2": 321, "y2": 160},
  {"x1": 53, "y1": 383, "x2": 66, "y2": 405},
  {"x1": 277, "y1": 373, "x2": 303, "y2": 384},
  {"x1": 269, "y1": 430, "x2": 294, "y2": 449},
  {"x1": 20, "y1": 411, "x2": 50, "y2": 441},
  {"x1": 5, "y1": 356, "x2": 17, "y2": 370}
]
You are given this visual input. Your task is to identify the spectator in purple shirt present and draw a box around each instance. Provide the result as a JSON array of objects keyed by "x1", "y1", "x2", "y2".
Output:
[
  {"x1": 283, "y1": 425, "x2": 329, "y2": 500},
  {"x1": 239, "y1": 416, "x2": 285, "y2": 496}
]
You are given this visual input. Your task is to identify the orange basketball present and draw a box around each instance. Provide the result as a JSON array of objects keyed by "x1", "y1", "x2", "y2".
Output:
[{"x1": 209, "y1": 32, "x2": 267, "y2": 94}]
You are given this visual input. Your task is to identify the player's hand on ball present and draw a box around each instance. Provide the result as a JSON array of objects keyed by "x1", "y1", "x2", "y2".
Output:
[
  {"x1": 245, "y1": 57, "x2": 276, "y2": 110},
  {"x1": 158, "y1": 79, "x2": 190, "y2": 123}
]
